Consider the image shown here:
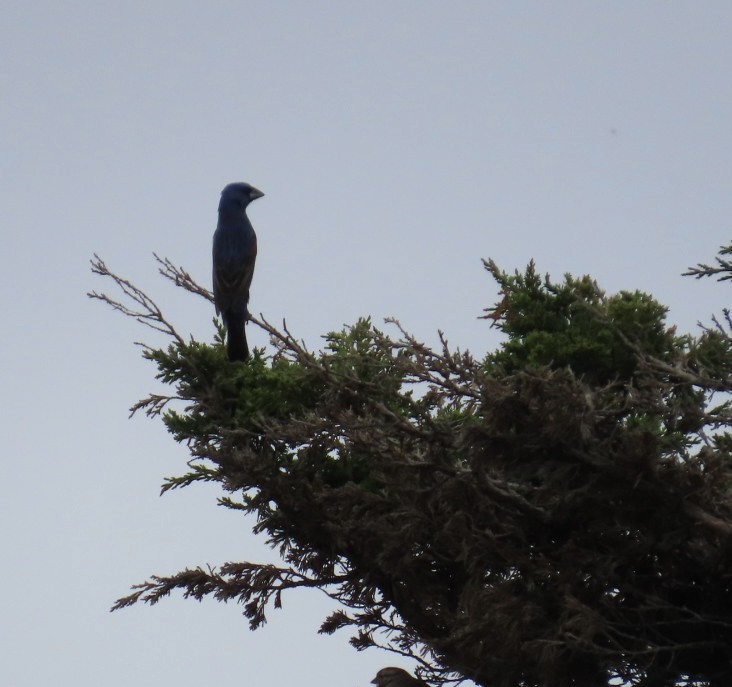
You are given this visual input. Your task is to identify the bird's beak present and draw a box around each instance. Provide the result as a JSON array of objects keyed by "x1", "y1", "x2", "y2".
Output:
[
  {"x1": 250, "y1": 187, "x2": 265, "y2": 200},
  {"x1": 370, "y1": 680, "x2": 378, "y2": 685}
]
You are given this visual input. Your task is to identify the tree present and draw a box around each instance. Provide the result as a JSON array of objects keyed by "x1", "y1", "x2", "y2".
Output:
[{"x1": 88, "y1": 246, "x2": 732, "y2": 687}]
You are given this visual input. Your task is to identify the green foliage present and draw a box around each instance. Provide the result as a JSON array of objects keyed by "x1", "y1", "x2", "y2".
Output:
[
  {"x1": 484, "y1": 260, "x2": 678, "y2": 384},
  {"x1": 155, "y1": 342, "x2": 320, "y2": 440},
  {"x1": 90, "y1": 246, "x2": 732, "y2": 687}
]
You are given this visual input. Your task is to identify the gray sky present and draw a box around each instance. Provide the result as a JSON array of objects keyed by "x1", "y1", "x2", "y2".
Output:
[{"x1": 2, "y1": 2, "x2": 731, "y2": 685}]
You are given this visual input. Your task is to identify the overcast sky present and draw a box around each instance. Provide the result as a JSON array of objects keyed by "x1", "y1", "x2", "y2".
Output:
[{"x1": 2, "y1": 3, "x2": 731, "y2": 685}]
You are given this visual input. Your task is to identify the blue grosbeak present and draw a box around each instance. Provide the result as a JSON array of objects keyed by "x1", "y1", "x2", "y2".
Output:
[{"x1": 212, "y1": 182, "x2": 264, "y2": 361}]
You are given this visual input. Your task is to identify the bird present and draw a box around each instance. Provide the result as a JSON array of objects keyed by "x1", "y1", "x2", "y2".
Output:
[
  {"x1": 370, "y1": 667, "x2": 429, "y2": 687},
  {"x1": 212, "y1": 182, "x2": 264, "y2": 361}
]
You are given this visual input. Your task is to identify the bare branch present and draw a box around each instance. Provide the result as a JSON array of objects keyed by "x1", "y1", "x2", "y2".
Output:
[{"x1": 88, "y1": 254, "x2": 186, "y2": 346}]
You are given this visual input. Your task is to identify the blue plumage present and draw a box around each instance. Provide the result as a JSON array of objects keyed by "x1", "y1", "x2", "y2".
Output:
[{"x1": 212, "y1": 182, "x2": 264, "y2": 361}]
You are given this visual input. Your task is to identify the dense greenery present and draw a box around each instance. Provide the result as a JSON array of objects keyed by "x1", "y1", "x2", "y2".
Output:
[{"x1": 89, "y1": 246, "x2": 732, "y2": 687}]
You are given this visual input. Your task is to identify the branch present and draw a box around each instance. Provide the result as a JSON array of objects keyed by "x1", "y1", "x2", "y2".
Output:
[
  {"x1": 684, "y1": 244, "x2": 732, "y2": 281},
  {"x1": 87, "y1": 254, "x2": 186, "y2": 346},
  {"x1": 154, "y1": 253, "x2": 214, "y2": 303}
]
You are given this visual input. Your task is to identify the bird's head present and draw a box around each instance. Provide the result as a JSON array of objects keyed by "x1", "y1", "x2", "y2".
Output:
[
  {"x1": 371, "y1": 667, "x2": 424, "y2": 687},
  {"x1": 219, "y1": 182, "x2": 265, "y2": 212}
]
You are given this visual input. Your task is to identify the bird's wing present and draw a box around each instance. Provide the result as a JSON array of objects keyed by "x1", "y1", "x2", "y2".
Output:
[
  {"x1": 214, "y1": 257, "x2": 255, "y2": 303},
  {"x1": 212, "y1": 231, "x2": 257, "y2": 314}
]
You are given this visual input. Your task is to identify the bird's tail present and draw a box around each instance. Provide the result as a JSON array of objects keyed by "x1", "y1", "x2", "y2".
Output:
[{"x1": 226, "y1": 314, "x2": 249, "y2": 362}]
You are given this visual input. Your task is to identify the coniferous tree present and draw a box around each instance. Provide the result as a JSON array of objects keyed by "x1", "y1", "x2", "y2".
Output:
[{"x1": 89, "y1": 246, "x2": 732, "y2": 687}]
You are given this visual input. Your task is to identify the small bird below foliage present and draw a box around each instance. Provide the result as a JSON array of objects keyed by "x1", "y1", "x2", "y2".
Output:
[
  {"x1": 212, "y1": 182, "x2": 264, "y2": 361},
  {"x1": 371, "y1": 668, "x2": 428, "y2": 687}
]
